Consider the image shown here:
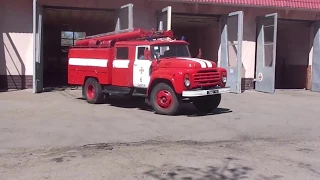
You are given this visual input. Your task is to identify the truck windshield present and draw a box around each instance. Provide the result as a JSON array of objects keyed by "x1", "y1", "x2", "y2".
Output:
[{"x1": 151, "y1": 44, "x2": 191, "y2": 59}]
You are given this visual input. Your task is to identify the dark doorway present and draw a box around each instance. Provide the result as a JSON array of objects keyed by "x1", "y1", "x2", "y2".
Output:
[
  {"x1": 171, "y1": 13, "x2": 220, "y2": 62},
  {"x1": 275, "y1": 19, "x2": 313, "y2": 89},
  {"x1": 42, "y1": 7, "x2": 116, "y2": 88}
]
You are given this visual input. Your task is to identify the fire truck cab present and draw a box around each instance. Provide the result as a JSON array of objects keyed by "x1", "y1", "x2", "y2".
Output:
[{"x1": 68, "y1": 28, "x2": 230, "y2": 115}]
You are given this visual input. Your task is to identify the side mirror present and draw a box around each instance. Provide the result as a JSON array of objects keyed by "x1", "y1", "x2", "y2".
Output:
[
  {"x1": 154, "y1": 52, "x2": 160, "y2": 62},
  {"x1": 196, "y1": 48, "x2": 202, "y2": 58},
  {"x1": 144, "y1": 49, "x2": 150, "y2": 60}
]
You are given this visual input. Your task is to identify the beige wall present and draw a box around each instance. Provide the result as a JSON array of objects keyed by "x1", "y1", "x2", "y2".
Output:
[
  {"x1": 2, "y1": 0, "x2": 320, "y2": 82},
  {"x1": 1, "y1": 0, "x2": 33, "y2": 76}
]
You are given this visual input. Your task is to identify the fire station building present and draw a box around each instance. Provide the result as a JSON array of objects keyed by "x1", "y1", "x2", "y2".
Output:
[{"x1": 1, "y1": 0, "x2": 320, "y2": 94}]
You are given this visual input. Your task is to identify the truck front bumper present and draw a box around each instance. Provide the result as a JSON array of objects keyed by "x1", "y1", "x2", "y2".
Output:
[{"x1": 182, "y1": 87, "x2": 231, "y2": 97}]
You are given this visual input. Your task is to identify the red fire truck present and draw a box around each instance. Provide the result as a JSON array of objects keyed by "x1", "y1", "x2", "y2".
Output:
[{"x1": 68, "y1": 28, "x2": 230, "y2": 115}]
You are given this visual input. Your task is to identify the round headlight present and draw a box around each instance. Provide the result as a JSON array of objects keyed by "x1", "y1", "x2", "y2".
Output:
[
  {"x1": 222, "y1": 77, "x2": 227, "y2": 83},
  {"x1": 184, "y1": 79, "x2": 191, "y2": 87},
  {"x1": 184, "y1": 74, "x2": 190, "y2": 87}
]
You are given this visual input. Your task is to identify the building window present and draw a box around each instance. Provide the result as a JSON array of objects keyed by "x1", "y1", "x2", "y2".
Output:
[
  {"x1": 61, "y1": 31, "x2": 86, "y2": 47},
  {"x1": 116, "y1": 47, "x2": 129, "y2": 59}
]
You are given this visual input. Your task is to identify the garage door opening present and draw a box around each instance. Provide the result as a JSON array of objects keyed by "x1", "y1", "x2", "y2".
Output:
[
  {"x1": 42, "y1": 7, "x2": 116, "y2": 89},
  {"x1": 171, "y1": 13, "x2": 220, "y2": 62},
  {"x1": 275, "y1": 19, "x2": 313, "y2": 89}
]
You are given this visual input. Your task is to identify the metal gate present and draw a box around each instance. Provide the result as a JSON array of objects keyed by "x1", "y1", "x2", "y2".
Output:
[
  {"x1": 33, "y1": 3, "x2": 43, "y2": 93},
  {"x1": 255, "y1": 13, "x2": 278, "y2": 93},
  {"x1": 220, "y1": 11, "x2": 244, "y2": 94},
  {"x1": 312, "y1": 20, "x2": 320, "y2": 92},
  {"x1": 157, "y1": 6, "x2": 172, "y2": 31},
  {"x1": 115, "y1": 3, "x2": 133, "y2": 31}
]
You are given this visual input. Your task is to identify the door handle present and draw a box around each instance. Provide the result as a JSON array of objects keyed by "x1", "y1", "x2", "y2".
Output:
[{"x1": 134, "y1": 64, "x2": 138, "y2": 66}]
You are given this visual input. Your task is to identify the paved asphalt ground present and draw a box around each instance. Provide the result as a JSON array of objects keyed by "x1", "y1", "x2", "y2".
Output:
[{"x1": 0, "y1": 89, "x2": 319, "y2": 180}]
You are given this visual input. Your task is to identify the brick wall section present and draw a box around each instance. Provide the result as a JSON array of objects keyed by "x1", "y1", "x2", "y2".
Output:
[
  {"x1": 0, "y1": 75, "x2": 255, "y2": 91},
  {"x1": 307, "y1": 65, "x2": 312, "y2": 90},
  {"x1": 242, "y1": 78, "x2": 254, "y2": 91},
  {"x1": 3, "y1": 76, "x2": 308, "y2": 91},
  {"x1": 3, "y1": 73, "x2": 311, "y2": 91},
  {"x1": 0, "y1": 75, "x2": 33, "y2": 90}
]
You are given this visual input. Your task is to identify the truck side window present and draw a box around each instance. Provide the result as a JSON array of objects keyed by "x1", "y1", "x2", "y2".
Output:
[
  {"x1": 116, "y1": 47, "x2": 129, "y2": 59},
  {"x1": 137, "y1": 47, "x2": 146, "y2": 60}
]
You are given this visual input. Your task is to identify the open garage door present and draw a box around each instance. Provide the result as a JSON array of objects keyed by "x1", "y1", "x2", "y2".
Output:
[
  {"x1": 157, "y1": 6, "x2": 172, "y2": 31},
  {"x1": 34, "y1": 4, "x2": 44, "y2": 93},
  {"x1": 115, "y1": 3, "x2": 133, "y2": 31},
  {"x1": 255, "y1": 13, "x2": 278, "y2": 93},
  {"x1": 312, "y1": 20, "x2": 320, "y2": 92},
  {"x1": 171, "y1": 13, "x2": 220, "y2": 59},
  {"x1": 220, "y1": 11, "x2": 243, "y2": 94},
  {"x1": 42, "y1": 7, "x2": 116, "y2": 90}
]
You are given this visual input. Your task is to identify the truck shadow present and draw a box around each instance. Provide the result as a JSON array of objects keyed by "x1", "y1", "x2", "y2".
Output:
[{"x1": 78, "y1": 96, "x2": 232, "y2": 117}]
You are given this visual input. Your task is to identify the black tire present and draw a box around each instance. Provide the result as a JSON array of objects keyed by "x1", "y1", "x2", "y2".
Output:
[
  {"x1": 82, "y1": 85, "x2": 85, "y2": 98},
  {"x1": 150, "y1": 83, "x2": 180, "y2": 115},
  {"x1": 84, "y1": 78, "x2": 103, "y2": 104},
  {"x1": 193, "y1": 94, "x2": 221, "y2": 113}
]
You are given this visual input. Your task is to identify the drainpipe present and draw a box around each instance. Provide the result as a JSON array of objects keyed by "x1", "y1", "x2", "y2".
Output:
[{"x1": 32, "y1": 0, "x2": 37, "y2": 93}]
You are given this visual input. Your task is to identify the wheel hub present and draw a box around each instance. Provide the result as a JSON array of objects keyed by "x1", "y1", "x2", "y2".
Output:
[
  {"x1": 156, "y1": 90, "x2": 173, "y2": 109},
  {"x1": 87, "y1": 84, "x2": 95, "y2": 100}
]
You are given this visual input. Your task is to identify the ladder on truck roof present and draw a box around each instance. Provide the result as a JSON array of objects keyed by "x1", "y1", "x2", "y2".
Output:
[
  {"x1": 77, "y1": 28, "x2": 136, "y2": 40},
  {"x1": 75, "y1": 28, "x2": 174, "y2": 46}
]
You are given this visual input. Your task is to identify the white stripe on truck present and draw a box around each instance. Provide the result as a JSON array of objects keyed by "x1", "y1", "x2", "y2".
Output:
[
  {"x1": 69, "y1": 58, "x2": 108, "y2": 67},
  {"x1": 180, "y1": 57, "x2": 213, "y2": 68},
  {"x1": 179, "y1": 57, "x2": 207, "y2": 68},
  {"x1": 113, "y1": 60, "x2": 130, "y2": 68}
]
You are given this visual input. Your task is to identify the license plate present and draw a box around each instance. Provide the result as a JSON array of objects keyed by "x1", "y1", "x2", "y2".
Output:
[{"x1": 207, "y1": 90, "x2": 219, "y2": 95}]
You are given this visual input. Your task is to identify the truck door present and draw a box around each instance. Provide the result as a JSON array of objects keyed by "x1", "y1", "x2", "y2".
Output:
[
  {"x1": 157, "y1": 6, "x2": 172, "y2": 31},
  {"x1": 220, "y1": 11, "x2": 244, "y2": 94},
  {"x1": 255, "y1": 13, "x2": 278, "y2": 93},
  {"x1": 133, "y1": 46, "x2": 152, "y2": 88},
  {"x1": 115, "y1": 3, "x2": 133, "y2": 31},
  {"x1": 312, "y1": 20, "x2": 320, "y2": 92},
  {"x1": 112, "y1": 46, "x2": 131, "y2": 86}
]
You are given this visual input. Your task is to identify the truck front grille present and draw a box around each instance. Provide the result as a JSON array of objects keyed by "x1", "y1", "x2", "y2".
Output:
[{"x1": 192, "y1": 70, "x2": 220, "y2": 88}]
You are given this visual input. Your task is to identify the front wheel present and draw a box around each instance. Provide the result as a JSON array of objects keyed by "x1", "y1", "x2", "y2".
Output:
[
  {"x1": 193, "y1": 94, "x2": 221, "y2": 113},
  {"x1": 150, "y1": 83, "x2": 180, "y2": 115}
]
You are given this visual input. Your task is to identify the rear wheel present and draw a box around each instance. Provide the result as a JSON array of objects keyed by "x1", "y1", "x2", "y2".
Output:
[
  {"x1": 84, "y1": 78, "x2": 103, "y2": 104},
  {"x1": 150, "y1": 83, "x2": 180, "y2": 115},
  {"x1": 193, "y1": 94, "x2": 221, "y2": 113},
  {"x1": 82, "y1": 85, "x2": 85, "y2": 98}
]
